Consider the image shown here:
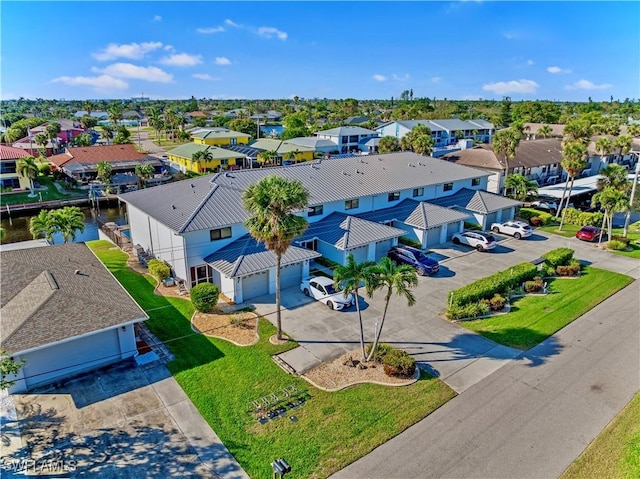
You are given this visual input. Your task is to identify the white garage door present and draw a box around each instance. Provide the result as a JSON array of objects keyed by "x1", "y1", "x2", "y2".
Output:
[
  {"x1": 446, "y1": 222, "x2": 462, "y2": 240},
  {"x1": 242, "y1": 271, "x2": 269, "y2": 300},
  {"x1": 280, "y1": 262, "x2": 303, "y2": 289},
  {"x1": 349, "y1": 245, "x2": 368, "y2": 264},
  {"x1": 425, "y1": 226, "x2": 442, "y2": 247},
  {"x1": 375, "y1": 239, "x2": 394, "y2": 260},
  {"x1": 23, "y1": 329, "x2": 120, "y2": 390}
]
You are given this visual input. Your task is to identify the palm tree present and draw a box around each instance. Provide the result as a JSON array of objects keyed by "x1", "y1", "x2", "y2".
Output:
[
  {"x1": 492, "y1": 127, "x2": 521, "y2": 194},
  {"x1": 597, "y1": 163, "x2": 630, "y2": 192},
  {"x1": 107, "y1": 102, "x2": 124, "y2": 128},
  {"x1": 242, "y1": 176, "x2": 309, "y2": 340},
  {"x1": 45, "y1": 123, "x2": 61, "y2": 153},
  {"x1": 101, "y1": 124, "x2": 115, "y2": 145},
  {"x1": 191, "y1": 149, "x2": 213, "y2": 173},
  {"x1": 96, "y1": 161, "x2": 113, "y2": 185},
  {"x1": 413, "y1": 134, "x2": 434, "y2": 156},
  {"x1": 365, "y1": 257, "x2": 418, "y2": 361},
  {"x1": 50, "y1": 206, "x2": 86, "y2": 243},
  {"x1": 537, "y1": 125, "x2": 553, "y2": 139},
  {"x1": 563, "y1": 117, "x2": 594, "y2": 145},
  {"x1": 333, "y1": 254, "x2": 376, "y2": 360},
  {"x1": 148, "y1": 108, "x2": 164, "y2": 144},
  {"x1": 135, "y1": 162, "x2": 155, "y2": 188},
  {"x1": 17, "y1": 156, "x2": 39, "y2": 196},
  {"x1": 558, "y1": 141, "x2": 589, "y2": 230},
  {"x1": 614, "y1": 134, "x2": 632, "y2": 163},
  {"x1": 505, "y1": 174, "x2": 538, "y2": 201},
  {"x1": 628, "y1": 124, "x2": 640, "y2": 137},
  {"x1": 257, "y1": 150, "x2": 278, "y2": 167},
  {"x1": 595, "y1": 137, "x2": 613, "y2": 173},
  {"x1": 378, "y1": 136, "x2": 400, "y2": 153},
  {"x1": 591, "y1": 187, "x2": 629, "y2": 244},
  {"x1": 34, "y1": 133, "x2": 48, "y2": 152},
  {"x1": 29, "y1": 209, "x2": 56, "y2": 244}
]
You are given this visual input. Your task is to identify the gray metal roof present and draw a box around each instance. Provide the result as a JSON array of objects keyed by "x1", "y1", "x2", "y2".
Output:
[
  {"x1": 286, "y1": 137, "x2": 337, "y2": 149},
  {"x1": 429, "y1": 188, "x2": 521, "y2": 213},
  {"x1": 357, "y1": 199, "x2": 470, "y2": 229},
  {"x1": 120, "y1": 152, "x2": 491, "y2": 233},
  {"x1": 297, "y1": 212, "x2": 406, "y2": 249},
  {"x1": 315, "y1": 126, "x2": 378, "y2": 137},
  {"x1": 204, "y1": 234, "x2": 320, "y2": 277},
  {"x1": 380, "y1": 119, "x2": 495, "y2": 133},
  {"x1": 1, "y1": 243, "x2": 148, "y2": 354}
]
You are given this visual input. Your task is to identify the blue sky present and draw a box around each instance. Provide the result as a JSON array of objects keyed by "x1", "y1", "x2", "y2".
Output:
[{"x1": 2, "y1": 1, "x2": 639, "y2": 102}]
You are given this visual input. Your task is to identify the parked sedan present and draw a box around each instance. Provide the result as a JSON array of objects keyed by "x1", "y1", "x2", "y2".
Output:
[
  {"x1": 387, "y1": 246, "x2": 440, "y2": 276},
  {"x1": 452, "y1": 231, "x2": 497, "y2": 251},
  {"x1": 530, "y1": 199, "x2": 559, "y2": 213},
  {"x1": 300, "y1": 276, "x2": 354, "y2": 310},
  {"x1": 575, "y1": 225, "x2": 606, "y2": 242},
  {"x1": 490, "y1": 221, "x2": 533, "y2": 239}
]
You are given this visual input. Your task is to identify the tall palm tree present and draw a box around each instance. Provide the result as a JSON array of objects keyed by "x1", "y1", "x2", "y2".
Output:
[
  {"x1": 107, "y1": 102, "x2": 124, "y2": 128},
  {"x1": 537, "y1": 125, "x2": 553, "y2": 139},
  {"x1": 45, "y1": 123, "x2": 61, "y2": 153},
  {"x1": 505, "y1": 174, "x2": 538, "y2": 201},
  {"x1": 597, "y1": 163, "x2": 630, "y2": 192},
  {"x1": 242, "y1": 176, "x2": 309, "y2": 340},
  {"x1": 34, "y1": 133, "x2": 48, "y2": 152},
  {"x1": 334, "y1": 254, "x2": 376, "y2": 360},
  {"x1": 591, "y1": 187, "x2": 629, "y2": 244},
  {"x1": 29, "y1": 209, "x2": 56, "y2": 244},
  {"x1": 413, "y1": 134, "x2": 434, "y2": 156},
  {"x1": 558, "y1": 141, "x2": 589, "y2": 230},
  {"x1": 191, "y1": 149, "x2": 213, "y2": 173},
  {"x1": 17, "y1": 156, "x2": 39, "y2": 196},
  {"x1": 492, "y1": 127, "x2": 521, "y2": 194},
  {"x1": 135, "y1": 162, "x2": 155, "y2": 188},
  {"x1": 563, "y1": 117, "x2": 594, "y2": 145},
  {"x1": 378, "y1": 136, "x2": 400, "y2": 153},
  {"x1": 101, "y1": 124, "x2": 115, "y2": 145},
  {"x1": 595, "y1": 137, "x2": 613, "y2": 173},
  {"x1": 365, "y1": 257, "x2": 418, "y2": 361},
  {"x1": 148, "y1": 108, "x2": 164, "y2": 144},
  {"x1": 96, "y1": 161, "x2": 113, "y2": 185},
  {"x1": 51, "y1": 206, "x2": 86, "y2": 243},
  {"x1": 614, "y1": 134, "x2": 632, "y2": 163}
]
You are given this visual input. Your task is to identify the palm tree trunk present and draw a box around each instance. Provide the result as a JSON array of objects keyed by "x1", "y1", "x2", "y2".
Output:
[
  {"x1": 276, "y1": 253, "x2": 283, "y2": 340},
  {"x1": 598, "y1": 212, "x2": 608, "y2": 246},
  {"x1": 558, "y1": 177, "x2": 576, "y2": 231},
  {"x1": 366, "y1": 291, "x2": 391, "y2": 362},
  {"x1": 555, "y1": 178, "x2": 571, "y2": 220},
  {"x1": 354, "y1": 287, "x2": 366, "y2": 361}
]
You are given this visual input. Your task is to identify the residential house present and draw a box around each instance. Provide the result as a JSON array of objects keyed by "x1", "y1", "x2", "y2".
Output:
[
  {"x1": 250, "y1": 110, "x2": 282, "y2": 122},
  {"x1": 29, "y1": 119, "x2": 85, "y2": 144},
  {"x1": 344, "y1": 116, "x2": 373, "y2": 126},
  {"x1": 166, "y1": 143, "x2": 248, "y2": 173},
  {"x1": 191, "y1": 128, "x2": 250, "y2": 147},
  {"x1": 11, "y1": 119, "x2": 86, "y2": 156},
  {"x1": 120, "y1": 151, "x2": 519, "y2": 303},
  {"x1": 1, "y1": 243, "x2": 148, "y2": 393},
  {"x1": 73, "y1": 110, "x2": 110, "y2": 119},
  {"x1": 522, "y1": 123, "x2": 564, "y2": 140},
  {"x1": 284, "y1": 137, "x2": 339, "y2": 156},
  {"x1": 249, "y1": 138, "x2": 315, "y2": 164},
  {"x1": 0, "y1": 145, "x2": 32, "y2": 190},
  {"x1": 314, "y1": 126, "x2": 379, "y2": 154}
]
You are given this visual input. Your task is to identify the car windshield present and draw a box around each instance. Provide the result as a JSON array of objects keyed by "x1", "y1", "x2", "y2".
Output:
[
  {"x1": 415, "y1": 252, "x2": 431, "y2": 262},
  {"x1": 325, "y1": 284, "x2": 337, "y2": 294}
]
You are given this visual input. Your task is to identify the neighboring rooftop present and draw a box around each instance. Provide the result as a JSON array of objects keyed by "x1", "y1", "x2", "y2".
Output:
[
  {"x1": 49, "y1": 144, "x2": 149, "y2": 168},
  {"x1": 0, "y1": 144, "x2": 31, "y2": 160},
  {"x1": 442, "y1": 145, "x2": 504, "y2": 170},
  {"x1": 315, "y1": 126, "x2": 378, "y2": 137}
]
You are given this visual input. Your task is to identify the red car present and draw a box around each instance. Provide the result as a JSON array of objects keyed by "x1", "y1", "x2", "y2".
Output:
[{"x1": 575, "y1": 226, "x2": 606, "y2": 242}]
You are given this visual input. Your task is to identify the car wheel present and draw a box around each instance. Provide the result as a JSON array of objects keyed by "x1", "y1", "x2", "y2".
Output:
[
  {"x1": 416, "y1": 266, "x2": 426, "y2": 276},
  {"x1": 327, "y1": 301, "x2": 334, "y2": 310},
  {"x1": 303, "y1": 288, "x2": 310, "y2": 296},
  {"x1": 452, "y1": 237, "x2": 461, "y2": 245},
  {"x1": 476, "y1": 244, "x2": 484, "y2": 252},
  {"x1": 514, "y1": 232, "x2": 521, "y2": 239},
  {"x1": 492, "y1": 226, "x2": 500, "y2": 233}
]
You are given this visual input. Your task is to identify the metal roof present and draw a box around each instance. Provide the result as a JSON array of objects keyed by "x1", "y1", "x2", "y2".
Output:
[
  {"x1": 429, "y1": 188, "x2": 521, "y2": 213},
  {"x1": 167, "y1": 143, "x2": 246, "y2": 160},
  {"x1": 297, "y1": 212, "x2": 406, "y2": 249},
  {"x1": 204, "y1": 234, "x2": 320, "y2": 277},
  {"x1": 285, "y1": 137, "x2": 337, "y2": 149},
  {"x1": 191, "y1": 129, "x2": 249, "y2": 140},
  {"x1": 315, "y1": 126, "x2": 378, "y2": 137},
  {"x1": 357, "y1": 199, "x2": 470, "y2": 229}
]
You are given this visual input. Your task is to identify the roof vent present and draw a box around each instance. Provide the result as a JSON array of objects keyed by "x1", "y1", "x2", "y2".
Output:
[
  {"x1": 190, "y1": 183, "x2": 195, "y2": 188},
  {"x1": 171, "y1": 204, "x2": 176, "y2": 209},
  {"x1": 225, "y1": 173, "x2": 235, "y2": 178},
  {"x1": 378, "y1": 157, "x2": 382, "y2": 161}
]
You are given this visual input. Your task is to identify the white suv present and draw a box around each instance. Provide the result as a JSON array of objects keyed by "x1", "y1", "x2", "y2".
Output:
[
  {"x1": 490, "y1": 221, "x2": 532, "y2": 239},
  {"x1": 452, "y1": 231, "x2": 497, "y2": 251}
]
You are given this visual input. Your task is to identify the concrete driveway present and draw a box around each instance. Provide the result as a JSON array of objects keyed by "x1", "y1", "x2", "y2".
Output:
[
  {"x1": 252, "y1": 230, "x2": 640, "y2": 392},
  {"x1": 0, "y1": 359, "x2": 248, "y2": 479}
]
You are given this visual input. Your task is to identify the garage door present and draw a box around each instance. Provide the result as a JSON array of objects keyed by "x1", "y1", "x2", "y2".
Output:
[
  {"x1": 280, "y1": 262, "x2": 302, "y2": 289},
  {"x1": 425, "y1": 226, "x2": 442, "y2": 247},
  {"x1": 485, "y1": 212, "x2": 498, "y2": 229},
  {"x1": 242, "y1": 271, "x2": 269, "y2": 300},
  {"x1": 446, "y1": 222, "x2": 462, "y2": 240},
  {"x1": 375, "y1": 239, "x2": 394, "y2": 260},
  {"x1": 349, "y1": 245, "x2": 368, "y2": 263}
]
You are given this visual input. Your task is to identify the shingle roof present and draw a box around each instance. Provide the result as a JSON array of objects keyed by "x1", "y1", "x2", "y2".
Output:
[
  {"x1": 511, "y1": 138, "x2": 563, "y2": 168},
  {"x1": 204, "y1": 234, "x2": 320, "y2": 277},
  {"x1": 120, "y1": 152, "x2": 490, "y2": 233},
  {"x1": 357, "y1": 199, "x2": 471, "y2": 229},
  {"x1": 298, "y1": 212, "x2": 406, "y2": 249},
  {"x1": 315, "y1": 126, "x2": 378, "y2": 136},
  {"x1": 442, "y1": 146, "x2": 504, "y2": 171},
  {"x1": 49, "y1": 144, "x2": 148, "y2": 168},
  {"x1": 1, "y1": 243, "x2": 148, "y2": 354},
  {"x1": 0, "y1": 145, "x2": 31, "y2": 160},
  {"x1": 429, "y1": 188, "x2": 521, "y2": 213}
]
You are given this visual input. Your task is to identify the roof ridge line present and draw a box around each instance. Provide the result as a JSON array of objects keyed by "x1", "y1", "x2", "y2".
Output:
[{"x1": 179, "y1": 182, "x2": 219, "y2": 233}]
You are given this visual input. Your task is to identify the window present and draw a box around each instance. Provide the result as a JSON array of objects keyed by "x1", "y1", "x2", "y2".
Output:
[
  {"x1": 210, "y1": 227, "x2": 232, "y2": 241},
  {"x1": 349, "y1": 135, "x2": 359, "y2": 143},
  {"x1": 388, "y1": 191, "x2": 400, "y2": 202},
  {"x1": 345, "y1": 199, "x2": 359, "y2": 210},
  {"x1": 190, "y1": 264, "x2": 214, "y2": 287},
  {"x1": 308, "y1": 205, "x2": 323, "y2": 217},
  {"x1": 220, "y1": 159, "x2": 229, "y2": 166},
  {"x1": 443, "y1": 183, "x2": 453, "y2": 192},
  {"x1": 341, "y1": 136, "x2": 349, "y2": 144},
  {"x1": 413, "y1": 188, "x2": 424, "y2": 197},
  {"x1": 471, "y1": 178, "x2": 481, "y2": 186}
]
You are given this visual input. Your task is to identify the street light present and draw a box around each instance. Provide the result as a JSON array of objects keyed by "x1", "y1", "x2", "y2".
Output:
[{"x1": 623, "y1": 150, "x2": 640, "y2": 237}]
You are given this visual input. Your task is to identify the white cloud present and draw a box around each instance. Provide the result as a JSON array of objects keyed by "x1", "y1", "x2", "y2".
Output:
[
  {"x1": 214, "y1": 57, "x2": 231, "y2": 66},
  {"x1": 482, "y1": 79, "x2": 539, "y2": 95},
  {"x1": 257, "y1": 26, "x2": 288, "y2": 41},
  {"x1": 92, "y1": 63, "x2": 173, "y2": 82},
  {"x1": 527, "y1": 59, "x2": 534, "y2": 66},
  {"x1": 373, "y1": 74, "x2": 387, "y2": 82},
  {"x1": 225, "y1": 19, "x2": 241, "y2": 28},
  {"x1": 565, "y1": 79, "x2": 612, "y2": 91},
  {"x1": 52, "y1": 75, "x2": 128, "y2": 90},
  {"x1": 547, "y1": 66, "x2": 572, "y2": 74},
  {"x1": 197, "y1": 26, "x2": 225, "y2": 34},
  {"x1": 431, "y1": 76, "x2": 442, "y2": 83},
  {"x1": 92, "y1": 42, "x2": 163, "y2": 61},
  {"x1": 393, "y1": 73, "x2": 410, "y2": 82},
  {"x1": 153, "y1": 15, "x2": 162, "y2": 22},
  {"x1": 159, "y1": 53, "x2": 202, "y2": 67},
  {"x1": 193, "y1": 73, "x2": 220, "y2": 81}
]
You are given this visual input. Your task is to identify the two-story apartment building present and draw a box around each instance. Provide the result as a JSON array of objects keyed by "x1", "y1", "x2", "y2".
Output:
[
  {"x1": 166, "y1": 143, "x2": 248, "y2": 173},
  {"x1": 314, "y1": 126, "x2": 379, "y2": 154},
  {"x1": 120, "y1": 152, "x2": 519, "y2": 304},
  {"x1": 0, "y1": 145, "x2": 31, "y2": 190}
]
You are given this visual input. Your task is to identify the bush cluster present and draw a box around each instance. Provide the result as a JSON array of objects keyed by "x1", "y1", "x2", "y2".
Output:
[
  {"x1": 611, "y1": 235, "x2": 630, "y2": 246},
  {"x1": 191, "y1": 282, "x2": 220, "y2": 313},
  {"x1": 518, "y1": 208, "x2": 555, "y2": 225},
  {"x1": 446, "y1": 301, "x2": 491, "y2": 321},
  {"x1": 366, "y1": 343, "x2": 416, "y2": 378},
  {"x1": 398, "y1": 236, "x2": 422, "y2": 249},
  {"x1": 147, "y1": 259, "x2": 171, "y2": 281},
  {"x1": 542, "y1": 247, "x2": 574, "y2": 268},
  {"x1": 524, "y1": 276, "x2": 545, "y2": 293},
  {"x1": 608, "y1": 239, "x2": 628, "y2": 251},
  {"x1": 561, "y1": 208, "x2": 604, "y2": 227},
  {"x1": 556, "y1": 260, "x2": 581, "y2": 276}
]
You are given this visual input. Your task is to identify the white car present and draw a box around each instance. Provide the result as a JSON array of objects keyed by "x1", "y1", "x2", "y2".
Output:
[
  {"x1": 451, "y1": 231, "x2": 497, "y2": 251},
  {"x1": 530, "y1": 199, "x2": 558, "y2": 212},
  {"x1": 300, "y1": 276, "x2": 354, "y2": 310},
  {"x1": 490, "y1": 221, "x2": 533, "y2": 239}
]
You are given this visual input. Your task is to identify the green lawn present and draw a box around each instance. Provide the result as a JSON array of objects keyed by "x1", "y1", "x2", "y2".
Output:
[
  {"x1": 1, "y1": 176, "x2": 84, "y2": 207},
  {"x1": 539, "y1": 221, "x2": 640, "y2": 259},
  {"x1": 461, "y1": 267, "x2": 633, "y2": 350},
  {"x1": 88, "y1": 240, "x2": 456, "y2": 479},
  {"x1": 561, "y1": 392, "x2": 640, "y2": 479}
]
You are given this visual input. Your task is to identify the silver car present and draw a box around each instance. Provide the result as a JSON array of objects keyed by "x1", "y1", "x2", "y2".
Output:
[
  {"x1": 452, "y1": 231, "x2": 497, "y2": 251},
  {"x1": 490, "y1": 221, "x2": 532, "y2": 239}
]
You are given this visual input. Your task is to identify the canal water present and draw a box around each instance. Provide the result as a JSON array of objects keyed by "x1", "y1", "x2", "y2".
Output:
[{"x1": 1, "y1": 204, "x2": 129, "y2": 245}]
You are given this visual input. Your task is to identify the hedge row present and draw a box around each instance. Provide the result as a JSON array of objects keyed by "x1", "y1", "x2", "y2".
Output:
[
  {"x1": 449, "y1": 261, "x2": 538, "y2": 308},
  {"x1": 518, "y1": 208, "x2": 555, "y2": 225},
  {"x1": 541, "y1": 247, "x2": 574, "y2": 268},
  {"x1": 561, "y1": 208, "x2": 604, "y2": 227}
]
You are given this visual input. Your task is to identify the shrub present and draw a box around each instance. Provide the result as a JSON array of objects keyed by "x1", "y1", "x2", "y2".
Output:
[
  {"x1": 608, "y1": 239, "x2": 628, "y2": 251},
  {"x1": 542, "y1": 247, "x2": 574, "y2": 268},
  {"x1": 38, "y1": 163, "x2": 51, "y2": 175},
  {"x1": 611, "y1": 235, "x2": 630, "y2": 246},
  {"x1": 315, "y1": 257, "x2": 341, "y2": 269},
  {"x1": 542, "y1": 264, "x2": 557, "y2": 277},
  {"x1": 464, "y1": 221, "x2": 482, "y2": 231},
  {"x1": 147, "y1": 259, "x2": 171, "y2": 281},
  {"x1": 556, "y1": 260, "x2": 580, "y2": 277},
  {"x1": 524, "y1": 276, "x2": 544, "y2": 293},
  {"x1": 529, "y1": 216, "x2": 544, "y2": 227},
  {"x1": 191, "y1": 282, "x2": 219, "y2": 312},
  {"x1": 519, "y1": 208, "x2": 554, "y2": 225},
  {"x1": 366, "y1": 342, "x2": 394, "y2": 363},
  {"x1": 229, "y1": 314, "x2": 243, "y2": 327},
  {"x1": 562, "y1": 207, "x2": 604, "y2": 227},
  {"x1": 382, "y1": 349, "x2": 416, "y2": 377},
  {"x1": 489, "y1": 294, "x2": 506, "y2": 311},
  {"x1": 398, "y1": 236, "x2": 422, "y2": 249}
]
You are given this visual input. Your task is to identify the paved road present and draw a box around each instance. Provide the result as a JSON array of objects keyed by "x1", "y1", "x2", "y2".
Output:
[{"x1": 332, "y1": 280, "x2": 640, "y2": 479}]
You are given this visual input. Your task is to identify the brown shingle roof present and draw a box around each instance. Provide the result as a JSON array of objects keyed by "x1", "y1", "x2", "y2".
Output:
[
  {"x1": 442, "y1": 145, "x2": 504, "y2": 171},
  {"x1": 0, "y1": 145, "x2": 31, "y2": 160},
  {"x1": 0, "y1": 243, "x2": 148, "y2": 354},
  {"x1": 511, "y1": 138, "x2": 563, "y2": 168},
  {"x1": 49, "y1": 144, "x2": 148, "y2": 168}
]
